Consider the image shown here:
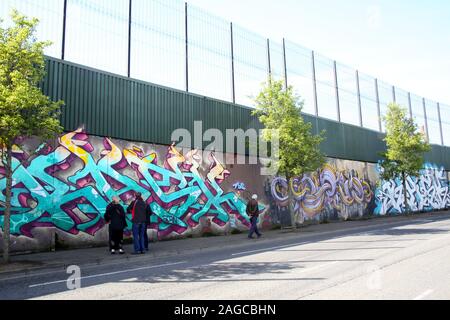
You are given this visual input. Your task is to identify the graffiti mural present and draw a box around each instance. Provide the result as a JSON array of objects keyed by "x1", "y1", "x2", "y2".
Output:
[
  {"x1": 232, "y1": 182, "x2": 246, "y2": 191},
  {"x1": 2, "y1": 129, "x2": 448, "y2": 253},
  {"x1": 269, "y1": 164, "x2": 374, "y2": 224},
  {"x1": 375, "y1": 163, "x2": 450, "y2": 215},
  {"x1": 0, "y1": 129, "x2": 266, "y2": 241}
]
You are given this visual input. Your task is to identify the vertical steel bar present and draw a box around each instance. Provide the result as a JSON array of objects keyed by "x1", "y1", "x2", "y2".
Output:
[
  {"x1": 185, "y1": 2, "x2": 189, "y2": 92},
  {"x1": 230, "y1": 22, "x2": 236, "y2": 104},
  {"x1": 282, "y1": 38, "x2": 288, "y2": 90},
  {"x1": 311, "y1": 51, "x2": 318, "y2": 117},
  {"x1": 127, "y1": 0, "x2": 132, "y2": 78},
  {"x1": 333, "y1": 61, "x2": 341, "y2": 122},
  {"x1": 375, "y1": 78, "x2": 382, "y2": 132},
  {"x1": 392, "y1": 85, "x2": 396, "y2": 103},
  {"x1": 422, "y1": 97, "x2": 430, "y2": 141},
  {"x1": 408, "y1": 92, "x2": 413, "y2": 119},
  {"x1": 437, "y1": 102, "x2": 444, "y2": 146},
  {"x1": 267, "y1": 38, "x2": 272, "y2": 78},
  {"x1": 356, "y1": 70, "x2": 363, "y2": 127},
  {"x1": 61, "y1": 0, "x2": 68, "y2": 60}
]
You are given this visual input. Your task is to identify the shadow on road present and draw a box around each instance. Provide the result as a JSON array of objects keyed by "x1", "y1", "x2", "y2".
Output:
[
  {"x1": 2, "y1": 215, "x2": 449, "y2": 300},
  {"x1": 2, "y1": 260, "x2": 325, "y2": 299},
  {"x1": 127, "y1": 261, "x2": 325, "y2": 284}
]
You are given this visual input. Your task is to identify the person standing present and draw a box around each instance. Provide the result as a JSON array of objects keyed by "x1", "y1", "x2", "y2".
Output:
[
  {"x1": 247, "y1": 194, "x2": 262, "y2": 239},
  {"x1": 104, "y1": 196, "x2": 127, "y2": 254},
  {"x1": 127, "y1": 192, "x2": 151, "y2": 254},
  {"x1": 143, "y1": 202, "x2": 153, "y2": 252}
]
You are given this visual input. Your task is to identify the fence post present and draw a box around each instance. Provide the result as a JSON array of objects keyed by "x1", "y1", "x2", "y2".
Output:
[
  {"x1": 267, "y1": 38, "x2": 272, "y2": 79},
  {"x1": 408, "y1": 92, "x2": 413, "y2": 119},
  {"x1": 127, "y1": 0, "x2": 132, "y2": 78},
  {"x1": 356, "y1": 70, "x2": 363, "y2": 127},
  {"x1": 230, "y1": 22, "x2": 235, "y2": 104},
  {"x1": 437, "y1": 102, "x2": 444, "y2": 146},
  {"x1": 311, "y1": 51, "x2": 318, "y2": 117},
  {"x1": 333, "y1": 61, "x2": 341, "y2": 122},
  {"x1": 185, "y1": 2, "x2": 189, "y2": 92},
  {"x1": 282, "y1": 38, "x2": 288, "y2": 90},
  {"x1": 375, "y1": 78, "x2": 382, "y2": 132},
  {"x1": 422, "y1": 98, "x2": 430, "y2": 141},
  {"x1": 61, "y1": 0, "x2": 68, "y2": 60}
]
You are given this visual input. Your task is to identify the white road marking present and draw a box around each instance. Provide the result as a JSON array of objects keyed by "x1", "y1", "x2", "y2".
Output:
[
  {"x1": 297, "y1": 261, "x2": 339, "y2": 274},
  {"x1": 1, "y1": 269, "x2": 66, "y2": 282},
  {"x1": 413, "y1": 289, "x2": 434, "y2": 300},
  {"x1": 231, "y1": 242, "x2": 312, "y2": 256},
  {"x1": 120, "y1": 278, "x2": 139, "y2": 282},
  {"x1": 28, "y1": 261, "x2": 186, "y2": 288},
  {"x1": 1, "y1": 258, "x2": 175, "y2": 282}
]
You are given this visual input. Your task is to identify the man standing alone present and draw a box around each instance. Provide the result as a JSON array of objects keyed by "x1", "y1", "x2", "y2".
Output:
[
  {"x1": 127, "y1": 193, "x2": 152, "y2": 254},
  {"x1": 247, "y1": 194, "x2": 262, "y2": 239}
]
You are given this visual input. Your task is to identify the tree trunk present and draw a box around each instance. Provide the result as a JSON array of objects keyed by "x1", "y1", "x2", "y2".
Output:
[
  {"x1": 402, "y1": 171, "x2": 409, "y2": 215},
  {"x1": 3, "y1": 145, "x2": 12, "y2": 264},
  {"x1": 286, "y1": 174, "x2": 294, "y2": 228}
]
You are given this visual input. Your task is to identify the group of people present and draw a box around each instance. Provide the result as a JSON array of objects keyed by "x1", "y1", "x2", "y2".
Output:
[
  {"x1": 104, "y1": 192, "x2": 262, "y2": 255},
  {"x1": 104, "y1": 192, "x2": 152, "y2": 255}
]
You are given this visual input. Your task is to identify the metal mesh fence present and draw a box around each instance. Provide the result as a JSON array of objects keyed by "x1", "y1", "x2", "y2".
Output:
[{"x1": 0, "y1": 0, "x2": 448, "y2": 146}]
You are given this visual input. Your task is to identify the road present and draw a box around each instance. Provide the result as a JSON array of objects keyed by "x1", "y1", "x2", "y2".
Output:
[{"x1": 1, "y1": 213, "x2": 450, "y2": 300}]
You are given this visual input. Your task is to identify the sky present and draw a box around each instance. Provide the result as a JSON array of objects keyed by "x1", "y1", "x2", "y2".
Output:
[{"x1": 186, "y1": 0, "x2": 450, "y2": 106}]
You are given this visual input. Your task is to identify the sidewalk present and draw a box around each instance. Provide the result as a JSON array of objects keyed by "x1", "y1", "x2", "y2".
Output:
[{"x1": 1, "y1": 210, "x2": 449, "y2": 277}]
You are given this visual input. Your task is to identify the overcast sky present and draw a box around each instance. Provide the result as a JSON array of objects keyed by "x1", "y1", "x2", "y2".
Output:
[{"x1": 187, "y1": 0, "x2": 450, "y2": 106}]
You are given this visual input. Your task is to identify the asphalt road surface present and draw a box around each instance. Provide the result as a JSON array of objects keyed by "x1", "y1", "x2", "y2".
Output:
[{"x1": 1, "y1": 214, "x2": 450, "y2": 300}]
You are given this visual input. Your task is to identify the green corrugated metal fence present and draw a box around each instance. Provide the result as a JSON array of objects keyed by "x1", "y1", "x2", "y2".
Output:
[{"x1": 41, "y1": 56, "x2": 450, "y2": 170}]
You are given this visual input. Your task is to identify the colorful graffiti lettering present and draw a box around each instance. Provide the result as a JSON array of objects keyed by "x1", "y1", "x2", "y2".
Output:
[
  {"x1": 0, "y1": 129, "x2": 261, "y2": 239},
  {"x1": 232, "y1": 182, "x2": 246, "y2": 191},
  {"x1": 270, "y1": 164, "x2": 373, "y2": 223},
  {"x1": 375, "y1": 163, "x2": 450, "y2": 215}
]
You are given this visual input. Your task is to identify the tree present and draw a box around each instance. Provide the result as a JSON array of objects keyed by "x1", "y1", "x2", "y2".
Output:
[
  {"x1": 0, "y1": 10, "x2": 64, "y2": 263},
  {"x1": 379, "y1": 103, "x2": 430, "y2": 214},
  {"x1": 253, "y1": 77, "x2": 325, "y2": 226}
]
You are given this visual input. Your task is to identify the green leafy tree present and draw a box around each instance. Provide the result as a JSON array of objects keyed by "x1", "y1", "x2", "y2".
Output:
[
  {"x1": 253, "y1": 77, "x2": 325, "y2": 225},
  {"x1": 379, "y1": 103, "x2": 430, "y2": 214},
  {"x1": 0, "y1": 10, "x2": 64, "y2": 263}
]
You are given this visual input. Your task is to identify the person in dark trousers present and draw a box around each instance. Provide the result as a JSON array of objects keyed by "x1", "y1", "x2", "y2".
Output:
[
  {"x1": 143, "y1": 203, "x2": 152, "y2": 251},
  {"x1": 127, "y1": 192, "x2": 151, "y2": 254},
  {"x1": 247, "y1": 194, "x2": 262, "y2": 239},
  {"x1": 105, "y1": 196, "x2": 127, "y2": 254}
]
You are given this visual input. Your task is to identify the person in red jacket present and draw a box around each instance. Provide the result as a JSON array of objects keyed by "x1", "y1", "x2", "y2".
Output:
[
  {"x1": 247, "y1": 194, "x2": 262, "y2": 239},
  {"x1": 127, "y1": 192, "x2": 152, "y2": 254}
]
